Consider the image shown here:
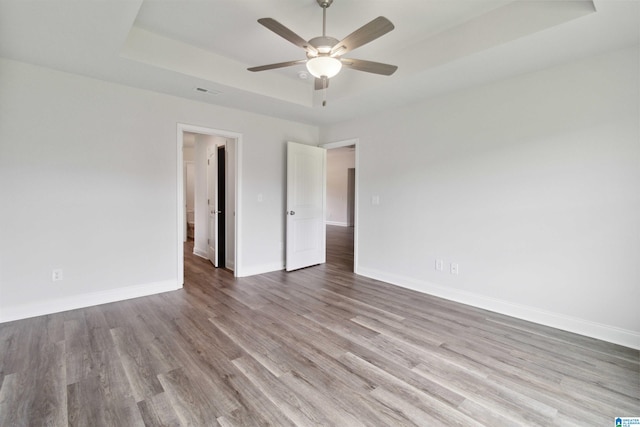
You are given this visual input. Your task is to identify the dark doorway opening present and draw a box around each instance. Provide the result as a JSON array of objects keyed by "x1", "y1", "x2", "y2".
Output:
[{"x1": 217, "y1": 145, "x2": 226, "y2": 269}]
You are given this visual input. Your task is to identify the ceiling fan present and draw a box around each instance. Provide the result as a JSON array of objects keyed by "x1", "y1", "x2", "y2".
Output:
[{"x1": 248, "y1": 0, "x2": 398, "y2": 106}]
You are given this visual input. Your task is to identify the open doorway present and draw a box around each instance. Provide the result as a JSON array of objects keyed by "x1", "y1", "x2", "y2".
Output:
[
  {"x1": 177, "y1": 124, "x2": 242, "y2": 284},
  {"x1": 321, "y1": 139, "x2": 358, "y2": 273}
]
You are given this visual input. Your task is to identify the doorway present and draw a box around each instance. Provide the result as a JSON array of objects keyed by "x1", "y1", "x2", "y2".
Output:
[
  {"x1": 177, "y1": 124, "x2": 242, "y2": 283},
  {"x1": 320, "y1": 139, "x2": 358, "y2": 273}
]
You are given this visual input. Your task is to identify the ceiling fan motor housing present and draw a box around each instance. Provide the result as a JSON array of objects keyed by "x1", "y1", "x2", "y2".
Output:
[{"x1": 307, "y1": 36, "x2": 340, "y2": 57}]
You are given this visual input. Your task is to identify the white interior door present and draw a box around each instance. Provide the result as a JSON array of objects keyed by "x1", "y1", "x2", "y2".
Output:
[
  {"x1": 286, "y1": 141, "x2": 326, "y2": 271},
  {"x1": 207, "y1": 148, "x2": 218, "y2": 267}
]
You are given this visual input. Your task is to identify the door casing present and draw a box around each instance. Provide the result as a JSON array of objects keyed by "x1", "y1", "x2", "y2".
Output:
[
  {"x1": 177, "y1": 124, "x2": 242, "y2": 282},
  {"x1": 207, "y1": 147, "x2": 217, "y2": 266}
]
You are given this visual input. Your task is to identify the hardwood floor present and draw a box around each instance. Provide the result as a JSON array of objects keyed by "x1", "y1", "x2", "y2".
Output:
[{"x1": 1, "y1": 225, "x2": 638, "y2": 426}]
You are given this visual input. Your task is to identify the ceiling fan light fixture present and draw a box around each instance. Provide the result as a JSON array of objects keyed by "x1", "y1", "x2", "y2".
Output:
[
  {"x1": 248, "y1": 3, "x2": 397, "y2": 105},
  {"x1": 306, "y1": 56, "x2": 342, "y2": 78}
]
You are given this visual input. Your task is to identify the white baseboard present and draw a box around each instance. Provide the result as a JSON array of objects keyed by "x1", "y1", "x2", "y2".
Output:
[
  {"x1": 325, "y1": 221, "x2": 348, "y2": 227},
  {"x1": 357, "y1": 266, "x2": 640, "y2": 350},
  {"x1": 238, "y1": 262, "x2": 284, "y2": 277},
  {"x1": 193, "y1": 247, "x2": 209, "y2": 259},
  {"x1": 226, "y1": 259, "x2": 235, "y2": 272},
  {"x1": 0, "y1": 280, "x2": 181, "y2": 323}
]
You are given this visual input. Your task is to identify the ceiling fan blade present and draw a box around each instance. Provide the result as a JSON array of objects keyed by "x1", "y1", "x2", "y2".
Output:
[
  {"x1": 258, "y1": 18, "x2": 317, "y2": 55},
  {"x1": 341, "y1": 58, "x2": 398, "y2": 76},
  {"x1": 248, "y1": 59, "x2": 307, "y2": 72},
  {"x1": 330, "y1": 16, "x2": 394, "y2": 56},
  {"x1": 314, "y1": 77, "x2": 330, "y2": 91}
]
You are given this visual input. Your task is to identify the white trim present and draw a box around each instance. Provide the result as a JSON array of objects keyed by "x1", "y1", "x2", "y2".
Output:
[
  {"x1": 177, "y1": 124, "x2": 243, "y2": 278},
  {"x1": 319, "y1": 138, "x2": 359, "y2": 274},
  {"x1": 193, "y1": 247, "x2": 209, "y2": 259},
  {"x1": 326, "y1": 221, "x2": 348, "y2": 227},
  {"x1": 320, "y1": 139, "x2": 358, "y2": 150},
  {"x1": 235, "y1": 134, "x2": 243, "y2": 277},
  {"x1": 0, "y1": 280, "x2": 180, "y2": 323},
  {"x1": 177, "y1": 126, "x2": 185, "y2": 285},
  {"x1": 357, "y1": 266, "x2": 640, "y2": 350},
  {"x1": 237, "y1": 262, "x2": 284, "y2": 277}
]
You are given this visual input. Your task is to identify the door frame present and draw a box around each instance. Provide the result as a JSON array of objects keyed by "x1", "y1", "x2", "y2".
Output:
[
  {"x1": 177, "y1": 123, "x2": 243, "y2": 282},
  {"x1": 207, "y1": 144, "x2": 227, "y2": 269},
  {"x1": 216, "y1": 145, "x2": 226, "y2": 269},
  {"x1": 319, "y1": 138, "x2": 359, "y2": 273},
  {"x1": 206, "y1": 146, "x2": 218, "y2": 267}
]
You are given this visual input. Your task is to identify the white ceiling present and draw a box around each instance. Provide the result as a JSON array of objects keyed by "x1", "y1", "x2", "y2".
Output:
[{"x1": 0, "y1": 0, "x2": 638, "y2": 126}]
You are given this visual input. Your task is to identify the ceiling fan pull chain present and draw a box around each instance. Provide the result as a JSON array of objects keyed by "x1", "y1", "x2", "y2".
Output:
[{"x1": 322, "y1": 77, "x2": 328, "y2": 107}]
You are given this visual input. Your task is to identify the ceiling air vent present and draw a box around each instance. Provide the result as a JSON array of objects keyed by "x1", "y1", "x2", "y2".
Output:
[{"x1": 194, "y1": 87, "x2": 221, "y2": 96}]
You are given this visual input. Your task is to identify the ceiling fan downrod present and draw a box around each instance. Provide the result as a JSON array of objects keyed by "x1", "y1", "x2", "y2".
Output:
[
  {"x1": 317, "y1": 0, "x2": 333, "y2": 107},
  {"x1": 317, "y1": 0, "x2": 333, "y2": 37}
]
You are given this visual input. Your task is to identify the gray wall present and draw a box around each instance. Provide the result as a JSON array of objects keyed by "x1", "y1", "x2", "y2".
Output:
[
  {"x1": 323, "y1": 46, "x2": 640, "y2": 347},
  {"x1": 0, "y1": 57, "x2": 319, "y2": 319}
]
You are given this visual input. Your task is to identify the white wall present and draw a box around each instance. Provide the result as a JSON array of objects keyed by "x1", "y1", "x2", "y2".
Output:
[
  {"x1": 0, "y1": 58, "x2": 318, "y2": 320},
  {"x1": 322, "y1": 46, "x2": 640, "y2": 348},
  {"x1": 326, "y1": 148, "x2": 355, "y2": 226}
]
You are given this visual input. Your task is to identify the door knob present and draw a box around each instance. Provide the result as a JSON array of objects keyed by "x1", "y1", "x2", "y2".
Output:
[{"x1": 288, "y1": 211, "x2": 296, "y2": 215}]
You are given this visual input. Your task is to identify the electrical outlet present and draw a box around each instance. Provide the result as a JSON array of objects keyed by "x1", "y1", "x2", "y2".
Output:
[
  {"x1": 450, "y1": 263, "x2": 459, "y2": 275},
  {"x1": 52, "y1": 269, "x2": 63, "y2": 282},
  {"x1": 435, "y1": 259, "x2": 444, "y2": 271}
]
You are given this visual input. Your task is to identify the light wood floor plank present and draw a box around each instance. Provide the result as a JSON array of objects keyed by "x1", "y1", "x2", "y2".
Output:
[
  {"x1": 232, "y1": 355, "x2": 331, "y2": 426},
  {"x1": 137, "y1": 392, "x2": 182, "y2": 427},
  {"x1": 110, "y1": 327, "x2": 166, "y2": 402},
  {"x1": 156, "y1": 367, "x2": 226, "y2": 427}
]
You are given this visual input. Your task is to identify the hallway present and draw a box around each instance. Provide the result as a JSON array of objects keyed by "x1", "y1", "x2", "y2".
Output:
[{"x1": 325, "y1": 224, "x2": 354, "y2": 272}]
